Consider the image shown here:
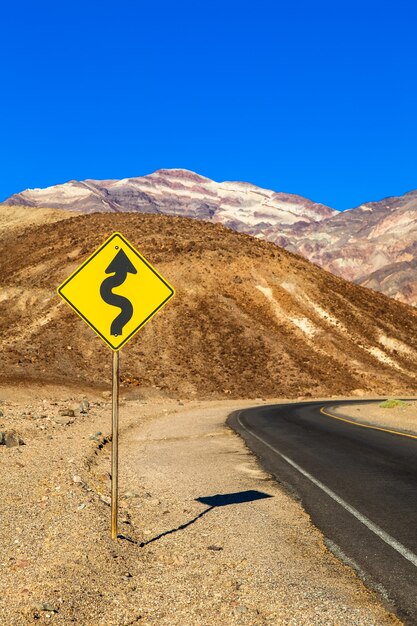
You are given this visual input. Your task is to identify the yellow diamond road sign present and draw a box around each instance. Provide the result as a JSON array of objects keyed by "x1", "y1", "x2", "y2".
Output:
[{"x1": 57, "y1": 232, "x2": 175, "y2": 351}]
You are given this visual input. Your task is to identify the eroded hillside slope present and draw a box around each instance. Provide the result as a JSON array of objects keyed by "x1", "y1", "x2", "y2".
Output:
[{"x1": 1, "y1": 213, "x2": 417, "y2": 398}]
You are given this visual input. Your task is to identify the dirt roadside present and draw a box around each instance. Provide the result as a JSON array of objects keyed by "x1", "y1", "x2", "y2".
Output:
[
  {"x1": 330, "y1": 400, "x2": 417, "y2": 436},
  {"x1": 0, "y1": 386, "x2": 401, "y2": 625}
]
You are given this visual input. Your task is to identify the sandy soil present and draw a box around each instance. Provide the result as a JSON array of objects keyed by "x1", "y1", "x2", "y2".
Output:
[
  {"x1": 331, "y1": 400, "x2": 417, "y2": 436},
  {"x1": 0, "y1": 384, "x2": 401, "y2": 625}
]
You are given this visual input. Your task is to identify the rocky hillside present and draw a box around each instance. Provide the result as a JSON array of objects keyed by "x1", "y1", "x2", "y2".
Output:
[
  {"x1": 272, "y1": 189, "x2": 417, "y2": 306},
  {"x1": 3, "y1": 169, "x2": 416, "y2": 305},
  {"x1": 1, "y1": 212, "x2": 417, "y2": 399}
]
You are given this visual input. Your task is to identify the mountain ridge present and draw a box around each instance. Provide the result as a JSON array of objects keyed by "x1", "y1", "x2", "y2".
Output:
[{"x1": 3, "y1": 168, "x2": 416, "y2": 305}]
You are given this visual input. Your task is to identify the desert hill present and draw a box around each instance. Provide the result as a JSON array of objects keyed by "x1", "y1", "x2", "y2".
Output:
[
  {"x1": 3, "y1": 169, "x2": 417, "y2": 306},
  {"x1": 1, "y1": 212, "x2": 417, "y2": 399},
  {"x1": 0, "y1": 204, "x2": 74, "y2": 239}
]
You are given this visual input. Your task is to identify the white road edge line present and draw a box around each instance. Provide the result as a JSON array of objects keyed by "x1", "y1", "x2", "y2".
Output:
[{"x1": 236, "y1": 412, "x2": 417, "y2": 569}]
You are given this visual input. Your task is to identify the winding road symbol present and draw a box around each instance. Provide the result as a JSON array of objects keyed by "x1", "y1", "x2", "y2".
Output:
[
  {"x1": 57, "y1": 232, "x2": 174, "y2": 351},
  {"x1": 100, "y1": 248, "x2": 137, "y2": 336}
]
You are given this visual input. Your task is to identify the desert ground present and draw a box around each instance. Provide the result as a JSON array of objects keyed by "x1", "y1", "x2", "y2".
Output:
[
  {"x1": 0, "y1": 382, "x2": 405, "y2": 625},
  {"x1": 331, "y1": 400, "x2": 417, "y2": 435}
]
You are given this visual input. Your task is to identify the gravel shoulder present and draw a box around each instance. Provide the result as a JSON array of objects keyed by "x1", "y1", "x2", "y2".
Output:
[
  {"x1": 0, "y1": 386, "x2": 401, "y2": 625},
  {"x1": 330, "y1": 400, "x2": 417, "y2": 436}
]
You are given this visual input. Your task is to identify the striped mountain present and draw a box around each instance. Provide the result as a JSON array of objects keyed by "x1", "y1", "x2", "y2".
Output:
[{"x1": 3, "y1": 169, "x2": 417, "y2": 305}]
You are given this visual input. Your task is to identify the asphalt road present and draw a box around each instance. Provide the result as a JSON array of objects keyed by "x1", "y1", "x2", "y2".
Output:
[{"x1": 228, "y1": 400, "x2": 417, "y2": 625}]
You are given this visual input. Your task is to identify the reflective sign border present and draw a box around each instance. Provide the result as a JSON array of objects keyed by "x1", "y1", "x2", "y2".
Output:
[{"x1": 57, "y1": 232, "x2": 175, "y2": 351}]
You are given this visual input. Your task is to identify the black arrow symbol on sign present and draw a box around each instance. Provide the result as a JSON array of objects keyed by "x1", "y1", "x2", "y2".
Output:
[{"x1": 100, "y1": 249, "x2": 137, "y2": 336}]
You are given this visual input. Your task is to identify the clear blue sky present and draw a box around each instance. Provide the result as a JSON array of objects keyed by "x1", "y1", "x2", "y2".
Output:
[{"x1": 1, "y1": 0, "x2": 416, "y2": 210}]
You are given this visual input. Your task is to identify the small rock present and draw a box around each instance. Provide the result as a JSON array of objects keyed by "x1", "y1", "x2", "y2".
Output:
[
  {"x1": 102, "y1": 391, "x2": 111, "y2": 399},
  {"x1": 0, "y1": 409, "x2": 3, "y2": 417},
  {"x1": 235, "y1": 605, "x2": 247, "y2": 614},
  {"x1": 207, "y1": 545, "x2": 223, "y2": 551},
  {"x1": 96, "y1": 472, "x2": 110, "y2": 483},
  {"x1": 13, "y1": 559, "x2": 30, "y2": 569},
  {"x1": 78, "y1": 503, "x2": 86, "y2": 510},
  {"x1": 34, "y1": 603, "x2": 58, "y2": 613},
  {"x1": 80, "y1": 399, "x2": 90, "y2": 414},
  {"x1": 89, "y1": 431, "x2": 102, "y2": 441},
  {"x1": 72, "y1": 475, "x2": 82, "y2": 484},
  {"x1": 100, "y1": 495, "x2": 111, "y2": 505},
  {"x1": 54, "y1": 417, "x2": 74, "y2": 426},
  {"x1": 0, "y1": 430, "x2": 25, "y2": 447},
  {"x1": 59, "y1": 409, "x2": 75, "y2": 417},
  {"x1": 123, "y1": 491, "x2": 140, "y2": 500},
  {"x1": 68, "y1": 401, "x2": 81, "y2": 414}
]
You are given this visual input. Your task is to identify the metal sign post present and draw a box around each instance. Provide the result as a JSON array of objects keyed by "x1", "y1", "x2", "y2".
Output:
[
  {"x1": 57, "y1": 232, "x2": 175, "y2": 539},
  {"x1": 111, "y1": 350, "x2": 120, "y2": 540}
]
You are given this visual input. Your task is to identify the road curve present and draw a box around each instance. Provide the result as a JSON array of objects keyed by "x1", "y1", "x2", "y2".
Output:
[{"x1": 228, "y1": 400, "x2": 417, "y2": 625}]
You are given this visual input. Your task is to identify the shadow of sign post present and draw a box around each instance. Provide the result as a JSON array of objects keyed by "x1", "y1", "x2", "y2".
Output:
[{"x1": 133, "y1": 490, "x2": 272, "y2": 546}]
